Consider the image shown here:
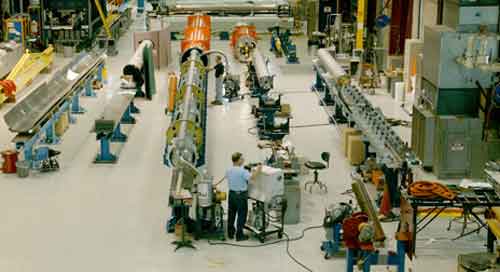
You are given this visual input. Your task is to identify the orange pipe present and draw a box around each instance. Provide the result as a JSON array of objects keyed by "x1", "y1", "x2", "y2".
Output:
[
  {"x1": 187, "y1": 15, "x2": 211, "y2": 31},
  {"x1": 167, "y1": 73, "x2": 178, "y2": 113},
  {"x1": 181, "y1": 15, "x2": 212, "y2": 54}
]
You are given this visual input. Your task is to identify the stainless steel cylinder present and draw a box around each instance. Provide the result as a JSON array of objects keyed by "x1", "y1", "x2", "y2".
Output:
[
  {"x1": 252, "y1": 48, "x2": 273, "y2": 90},
  {"x1": 317, "y1": 48, "x2": 346, "y2": 80}
]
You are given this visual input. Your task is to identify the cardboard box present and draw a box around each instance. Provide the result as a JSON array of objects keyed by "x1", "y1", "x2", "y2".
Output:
[
  {"x1": 342, "y1": 128, "x2": 361, "y2": 156},
  {"x1": 347, "y1": 135, "x2": 365, "y2": 165}
]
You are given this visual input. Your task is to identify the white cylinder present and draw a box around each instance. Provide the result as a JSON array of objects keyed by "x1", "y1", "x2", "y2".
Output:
[
  {"x1": 129, "y1": 40, "x2": 153, "y2": 69},
  {"x1": 317, "y1": 48, "x2": 346, "y2": 80},
  {"x1": 197, "y1": 180, "x2": 213, "y2": 207},
  {"x1": 395, "y1": 82, "x2": 405, "y2": 103}
]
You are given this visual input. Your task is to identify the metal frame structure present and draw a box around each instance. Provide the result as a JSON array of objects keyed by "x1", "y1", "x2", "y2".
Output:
[
  {"x1": 0, "y1": 45, "x2": 54, "y2": 105},
  {"x1": 4, "y1": 50, "x2": 106, "y2": 169},
  {"x1": 94, "y1": 91, "x2": 139, "y2": 163}
]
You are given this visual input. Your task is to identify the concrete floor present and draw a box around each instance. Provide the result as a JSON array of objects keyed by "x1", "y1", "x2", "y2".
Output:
[{"x1": 0, "y1": 12, "x2": 489, "y2": 272}]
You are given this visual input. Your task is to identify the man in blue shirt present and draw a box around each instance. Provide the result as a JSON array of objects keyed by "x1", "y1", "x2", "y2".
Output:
[{"x1": 226, "y1": 152, "x2": 261, "y2": 241}]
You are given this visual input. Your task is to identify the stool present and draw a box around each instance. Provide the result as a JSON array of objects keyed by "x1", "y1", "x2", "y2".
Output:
[{"x1": 304, "y1": 152, "x2": 330, "y2": 193}]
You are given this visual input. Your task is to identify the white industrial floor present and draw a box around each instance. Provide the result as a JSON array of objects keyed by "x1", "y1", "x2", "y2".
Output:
[{"x1": 0, "y1": 12, "x2": 489, "y2": 272}]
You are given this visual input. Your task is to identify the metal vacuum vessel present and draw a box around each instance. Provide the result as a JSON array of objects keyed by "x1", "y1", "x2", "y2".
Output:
[{"x1": 230, "y1": 23, "x2": 257, "y2": 62}]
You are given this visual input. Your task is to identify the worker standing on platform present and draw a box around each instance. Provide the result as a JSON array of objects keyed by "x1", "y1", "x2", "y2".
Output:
[
  {"x1": 209, "y1": 55, "x2": 225, "y2": 105},
  {"x1": 226, "y1": 152, "x2": 261, "y2": 241}
]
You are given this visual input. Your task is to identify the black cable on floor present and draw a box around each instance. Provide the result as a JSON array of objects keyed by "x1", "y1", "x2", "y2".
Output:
[
  {"x1": 290, "y1": 123, "x2": 331, "y2": 129},
  {"x1": 208, "y1": 225, "x2": 323, "y2": 271},
  {"x1": 283, "y1": 233, "x2": 313, "y2": 272},
  {"x1": 247, "y1": 126, "x2": 257, "y2": 135}
]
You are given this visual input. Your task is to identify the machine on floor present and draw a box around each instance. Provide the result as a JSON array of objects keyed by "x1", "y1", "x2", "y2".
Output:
[
  {"x1": 339, "y1": 179, "x2": 407, "y2": 272},
  {"x1": 164, "y1": 15, "x2": 227, "y2": 246},
  {"x1": 246, "y1": 48, "x2": 274, "y2": 98},
  {"x1": 245, "y1": 45, "x2": 291, "y2": 141},
  {"x1": 412, "y1": 1, "x2": 500, "y2": 179},
  {"x1": 321, "y1": 202, "x2": 352, "y2": 258},
  {"x1": 252, "y1": 94, "x2": 291, "y2": 141},
  {"x1": 269, "y1": 26, "x2": 299, "y2": 64},
  {"x1": 230, "y1": 23, "x2": 257, "y2": 63}
]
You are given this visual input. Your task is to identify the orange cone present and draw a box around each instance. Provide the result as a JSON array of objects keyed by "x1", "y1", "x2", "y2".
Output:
[{"x1": 379, "y1": 183, "x2": 392, "y2": 217}]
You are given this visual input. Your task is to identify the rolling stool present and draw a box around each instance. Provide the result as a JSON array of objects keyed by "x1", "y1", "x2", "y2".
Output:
[{"x1": 304, "y1": 152, "x2": 330, "y2": 193}]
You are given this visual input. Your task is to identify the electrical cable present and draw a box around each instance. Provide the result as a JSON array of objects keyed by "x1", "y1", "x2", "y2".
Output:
[
  {"x1": 248, "y1": 126, "x2": 258, "y2": 135},
  {"x1": 283, "y1": 233, "x2": 313, "y2": 272},
  {"x1": 290, "y1": 123, "x2": 331, "y2": 129},
  {"x1": 214, "y1": 176, "x2": 226, "y2": 187},
  {"x1": 208, "y1": 225, "x2": 323, "y2": 271}
]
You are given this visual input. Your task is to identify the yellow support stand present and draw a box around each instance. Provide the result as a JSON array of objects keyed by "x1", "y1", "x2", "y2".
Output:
[
  {"x1": 355, "y1": 0, "x2": 365, "y2": 50},
  {"x1": 0, "y1": 45, "x2": 54, "y2": 104},
  {"x1": 94, "y1": 0, "x2": 113, "y2": 39}
]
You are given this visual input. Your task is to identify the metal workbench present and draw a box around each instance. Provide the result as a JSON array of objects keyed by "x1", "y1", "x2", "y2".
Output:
[{"x1": 403, "y1": 189, "x2": 500, "y2": 255}]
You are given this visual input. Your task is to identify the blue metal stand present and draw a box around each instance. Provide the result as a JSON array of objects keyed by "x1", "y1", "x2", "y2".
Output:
[
  {"x1": 111, "y1": 123, "x2": 127, "y2": 142},
  {"x1": 83, "y1": 79, "x2": 97, "y2": 97},
  {"x1": 346, "y1": 249, "x2": 356, "y2": 272},
  {"x1": 346, "y1": 249, "x2": 379, "y2": 272},
  {"x1": 313, "y1": 70, "x2": 323, "y2": 92},
  {"x1": 95, "y1": 137, "x2": 117, "y2": 163},
  {"x1": 137, "y1": 0, "x2": 144, "y2": 13},
  {"x1": 345, "y1": 241, "x2": 406, "y2": 272},
  {"x1": 121, "y1": 104, "x2": 136, "y2": 124},
  {"x1": 130, "y1": 102, "x2": 140, "y2": 114},
  {"x1": 43, "y1": 122, "x2": 60, "y2": 144},
  {"x1": 71, "y1": 90, "x2": 86, "y2": 114},
  {"x1": 321, "y1": 223, "x2": 343, "y2": 258}
]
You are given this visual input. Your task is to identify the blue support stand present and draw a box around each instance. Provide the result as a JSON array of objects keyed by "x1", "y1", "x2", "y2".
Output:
[
  {"x1": 346, "y1": 249, "x2": 356, "y2": 272},
  {"x1": 121, "y1": 104, "x2": 136, "y2": 124},
  {"x1": 321, "y1": 223, "x2": 343, "y2": 258},
  {"x1": 346, "y1": 249, "x2": 378, "y2": 272},
  {"x1": 95, "y1": 137, "x2": 117, "y2": 163},
  {"x1": 129, "y1": 101, "x2": 140, "y2": 114},
  {"x1": 361, "y1": 251, "x2": 379, "y2": 272},
  {"x1": 41, "y1": 122, "x2": 60, "y2": 145},
  {"x1": 137, "y1": 0, "x2": 144, "y2": 13},
  {"x1": 387, "y1": 241, "x2": 406, "y2": 272},
  {"x1": 111, "y1": 123, "x2": 127, "y2": 142},
  {"x1": 71, "y1": 90, "x2": 86, "y2": 114},
  {"x1": 345, "y1": 242, "x2": 406, "y2": 272},
  {"x1": 313, "y1": 70, "x2": 323, "y2": 92},
  {"x1": 83, "y1": 79, "x2": 96, "y2": 97}
]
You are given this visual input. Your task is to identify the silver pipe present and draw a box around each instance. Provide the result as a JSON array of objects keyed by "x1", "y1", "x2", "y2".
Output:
[
  {"x1": 201, "y1": 50, "x2": 231, "y2": 70},
  {"x1": 171, "y1": 3, "x2": 284, "y2": 14},
  {"x1": 251, "y1": 48, "x2": 273, "y2": 90},
  {"x1": 317, "y1": 48, "x2": 346, "y2": 80}
]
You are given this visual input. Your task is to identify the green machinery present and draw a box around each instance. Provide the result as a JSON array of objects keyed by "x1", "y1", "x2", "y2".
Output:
[
  {"x1": 269, "y1": 26, "x2": 299, "y2": 64},
  {"x1": 412, "y1": 0, "x2": 500, "y2": 178}
]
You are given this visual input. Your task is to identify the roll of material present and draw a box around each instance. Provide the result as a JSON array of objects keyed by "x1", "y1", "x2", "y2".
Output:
[
  {"x1": 127, "y1": 40, "x2": 154, "y2": 70},
  {"x1": 122, "y1": 40, "x2": 154, "y2": 87},
  {"x1": 317, "y1": 49, "x2": 347, "y2": 81}
]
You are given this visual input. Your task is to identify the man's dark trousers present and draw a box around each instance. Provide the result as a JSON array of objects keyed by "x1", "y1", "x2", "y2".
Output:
[{"x1": 227, "y1": 190, "x2": 248, "y2": 238}]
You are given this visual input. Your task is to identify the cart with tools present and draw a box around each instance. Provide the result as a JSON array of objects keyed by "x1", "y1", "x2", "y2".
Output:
[
  {"x1": 245, "y1": 166, "x2": 287, "y2": 243},
  {"x1": 245, "y1": 196, "x2": 286, "y2": 243}
]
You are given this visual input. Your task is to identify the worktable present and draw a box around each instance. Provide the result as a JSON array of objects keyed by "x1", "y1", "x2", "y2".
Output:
[{"x1": 403, "y1": 189, "x2": 500, "y2": 255}]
